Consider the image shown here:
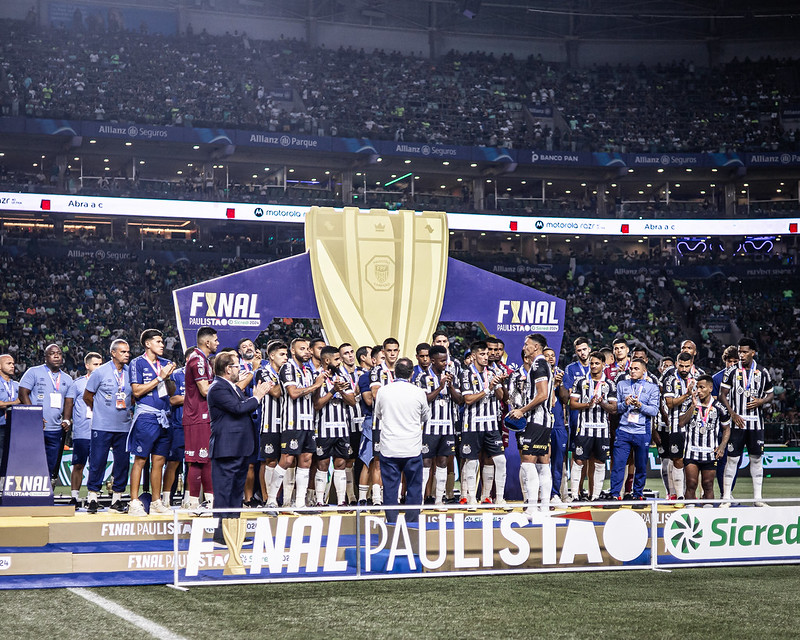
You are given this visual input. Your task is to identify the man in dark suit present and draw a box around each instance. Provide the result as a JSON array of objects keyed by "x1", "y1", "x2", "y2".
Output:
[{"x1": 207, "y1": 351, "x2": 271, "y2": 550}]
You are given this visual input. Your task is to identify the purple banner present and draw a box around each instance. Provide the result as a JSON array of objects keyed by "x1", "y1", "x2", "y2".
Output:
[{"x1": 173, "y1": 254, "x2": 565, "y2": 365}]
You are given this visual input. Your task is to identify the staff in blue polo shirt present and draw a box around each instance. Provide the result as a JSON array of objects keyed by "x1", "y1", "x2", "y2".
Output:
[
  {"x1": 19, "y1": 344, "x2": 75, "y2": 481},
  {"x1": 129, "y1": 329, "x2": 177, "y2": 516},
  {"x1": 65, "y1": 352, "x2": 103, "y2": 508},
  {"x1": 609, "y1": 358, "x2": 660, "y2": 501},
  {"x1": 0, "y1": 354, "x2": 20, "y2": 469},
  {"x1": 84, "y1": 339, "x2": 133, "y2": 514}
]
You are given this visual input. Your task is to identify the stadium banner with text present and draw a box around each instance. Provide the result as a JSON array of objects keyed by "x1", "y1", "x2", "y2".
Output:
[
  {"x1": 170, "y1": 501, "x2": 800, "y2": 587},
  {"x1": 4, "y1": 117, "x2": 800, "y2": 167},
  {"x1": 172, "y1": 505, "x2": 657, "y2": 586},
  {"x1": 0, "y1": 191, "x2": 797, "y2": 238}
]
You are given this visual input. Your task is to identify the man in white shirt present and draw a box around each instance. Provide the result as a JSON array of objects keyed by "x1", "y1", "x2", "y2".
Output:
[{"x1": 374, "y1": 357, "x2": 431, "y2": 524}]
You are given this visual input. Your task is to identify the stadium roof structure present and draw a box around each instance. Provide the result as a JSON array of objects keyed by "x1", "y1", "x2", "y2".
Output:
[{"x1": 197, "y1": 0, "x2": 800, "y2": 44}]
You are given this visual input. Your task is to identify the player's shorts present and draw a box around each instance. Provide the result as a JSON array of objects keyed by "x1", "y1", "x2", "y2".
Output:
[
  {"x1": 315, "y1": 436, "x2": 351, "y2": 460},
  {"x1": 127, "y1": 414, "x2": 171, "y2": 458},
  {"x1": 422, "y1": 433, "x2": 456, "y2": 459},
  {"x1": 372, "y1": 425, "x2": 381, "y2": 453},
  {"x1": 184, "y1": 420, "x2": 212, "y2": 463},
  {"x1": 518, "y1": 422, "x2": 552, "y2": 457},
  {"x1": 71, "y1": 438, "x2": 90, "y2": 467},
  {"x1": 281, "y1": 428, "x2": 316, "y2": 456},
  {"x1": 167, "y1": 424, "x2": 184, "y2": 462},
  {"x1": 684, "y1": 458, "x2": 717, "y2": 472},
  {"x1": 349, "y1": 430, "x2": 361, "y2": 461},
  {"x1": 460, "y1": 430, "x2": 503, "y2": 460},
  {"x1": 662, "y1": 432, "x2": 686, "y2": 460},
  {"x1": 572, "y1": 433, "x2": 610, "y2": 462},
  {"x1": 259, "y1": 431, "x2": 281, "y2": 461},
  {"x1": 727, "y1": 428, "x2": 764, "y2": 458}
]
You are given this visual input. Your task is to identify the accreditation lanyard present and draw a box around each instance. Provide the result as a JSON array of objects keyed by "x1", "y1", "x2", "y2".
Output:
[
  {"x1": 48, "y1": 370, "x2": 62, "y2": 392},
  {"x1": 148, "y1": 357, "x2": 162, "y2": 379},
  {"x1": 1, "y1": 377, "x2": 14, "y2": 400},
  {"x1": 630, "y1": 381, "x2": 643, "y2": 403}
]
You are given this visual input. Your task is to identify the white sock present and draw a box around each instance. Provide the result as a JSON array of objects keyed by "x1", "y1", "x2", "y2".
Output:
[
  {"x1": 294, "y1": 468, "x2": 310, "y2": 508},
  {"x1": 446, "y1": 472, "x2": 455, "y2": 498},
  {"x1": 112, "y1": 492, "x2": 122, "y2": 503},
  {"x1": 462, "y1": 459, "x2": 479, "y2": 501},
  {"x1": 750, "y1": 456, "x2": 764, "y2": 500},
  {"x1": 592, "y1": 463, "x2": 605, "y2": 500},
  {"x1": 723, "y1": 456, "x2": 740, "y2": 500},
  {"x1": 672, "y1": 465, "x2": 685, "y2": 498},
  {"x1": 263, "y1": 465, "x2": 274, "y2": 498},
  {"x1": 87, "y1": 491, "x2": 98, "y2": 502},
  {"x1": 267, "y1": 465, "x2": 286, "y2": 504},
  {"x1": 434, "y1": 466, "x2": 447, "y2": 503},
  {"x1": 161, "y1": 491, "x2": 170, "y2": 504},
  {"x1": 358, "y1": 484, "x2": 368, "y2": 501},
  {"x1": 661, "y1": 458, "x2": 672, "y2": 495},
  {"x1": 333, "y1": 469, "x2": 347, "y2": 505},
  {"x1": 521, "y1": 462, "x2": 539, "y2": 510},
  {"x1": 492, "y1": 454, "x2": 507, "y2": 501},
  {"x1": 519, "y1": 467, "x2": 528, "y2": 501},
  {"x1": 537, "y1": 464, "x2": 552, "y2": 512},
  {"x1": 205, "y1": 494, "x2": 213, "y2": 509},
  {"x1": 570, "y1": 461, "x2": 582, "y2": 499},
  {"x1": 345, "y1": 467, "x2": 355, "y2": 502},
  {"x1": 371, "y1": 483, "x2": 382, "y2": 504},
  {"x1": 480, "y1": 464, "x2": 495, "y2": 501},
  {"x1": 282, "y1": 467, "x2": 296, "y2": 507},
  {"x1": 315, "y1": 471, "x2": 327, "y2": 505},
  {"x1": 71, "y1": 489, "x2": 80, "y2": 500},
  {"x1": 421, "y1": 466, "x2": 431, "y2": 497}
]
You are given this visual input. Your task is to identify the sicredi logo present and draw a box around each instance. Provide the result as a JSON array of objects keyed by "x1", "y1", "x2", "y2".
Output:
[
  {"x1": 665, "y1": 507, "x2": 800, "y2": 560},
  {"x1": 496, "y1": 300, "x2": 559, "y2": 333},
  {"x1": 188, "y1": 292, "x2": 261, "y2": 327}
]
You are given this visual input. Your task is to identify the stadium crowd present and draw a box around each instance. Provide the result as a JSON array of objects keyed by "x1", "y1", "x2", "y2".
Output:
[{"x1": 1, "y1": 18, "x2": 799, "y2": 153}]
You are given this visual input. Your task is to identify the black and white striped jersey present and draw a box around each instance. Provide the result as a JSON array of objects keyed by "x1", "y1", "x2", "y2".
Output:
[
  {"x1": 316, "y1": 375, "x2": 353, "y2": 438},
  {"x1": 340, "y1": 365, "x2": 365, "y2": 434},
  {"x1": 255, "y1": 365, "x2": 282, "y2": 434},
  {"x1": 721, "y1": 362, "x2": 773, "y2": 431},
  {"x1": 571, "y1": 376, "x2": 616, "y2": 437},
  {"x1": 684, "y1": 399, "x2": 730, "y2": 462},
  {"x1": 417, "y1": 368, "x2": 455, "y2": 436},
  {"x1": 526, "y1": 355, "x2": 553, "y2": 429},
  {"x1": 279, "y1": 359, "x2": 315, "y2": 431},
  {"x1": 663, "y1": 371, "x2": 701, "y2": 434},
  {"x1": 460, "y1": 364, "x2": 500, "y2": 432}
]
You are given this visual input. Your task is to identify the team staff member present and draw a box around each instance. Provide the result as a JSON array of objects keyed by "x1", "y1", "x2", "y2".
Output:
[
  {"x1": 65, "y1": 352, "x2": 102, "y2": 507},
  {"x1": 719, "y1": 337, "x2": 773, "y2": 506},
  {"x1": 508, "y1": 334, "x2": 553, "y2": 518},
  {"x1": 207, "y1": 351, "x2": 271, "y2": 532},
  {"x1": 129, "y1": 329, "x2": 177, "y2": 517},
  {"x1": 19, "y1": 344, "x2": 75, "y2": 481},
  {"x1": 0, "y1": 354, "x2": 20, "y2": 469},
  {"x1": 84, "y1": 340, "x2": 133, "y2": 514},
  {"x1": 183, "y1": 326, "x2": 219, "y2": 511},
  {"x1": 609, "y1": 358, "x2": 659, "y2": 502},
  {"x1": 374, "y1": 358, "x2": 430, "y2": 524},
  {"x1": 678, "y1": 375, "x2": 731, "y2": 501}
]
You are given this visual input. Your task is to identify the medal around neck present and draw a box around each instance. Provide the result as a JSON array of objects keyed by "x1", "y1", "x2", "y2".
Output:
[{"x1": 306, "y1": 207, "x2": 448, "y2": 352}]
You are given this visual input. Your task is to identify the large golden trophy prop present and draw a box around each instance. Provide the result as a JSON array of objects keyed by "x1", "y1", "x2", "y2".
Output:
[{"x1": 306, "y1": 207, "x2": 449, "y2": 352}]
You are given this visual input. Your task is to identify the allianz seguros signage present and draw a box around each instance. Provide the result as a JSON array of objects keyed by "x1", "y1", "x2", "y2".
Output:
[
  {"x1": 665, "y1": 507, "x2": 800, "y2": 560},
  {"x1": 173, "y1": 207, "x2": 566, "y2": 363}
]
